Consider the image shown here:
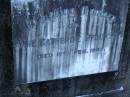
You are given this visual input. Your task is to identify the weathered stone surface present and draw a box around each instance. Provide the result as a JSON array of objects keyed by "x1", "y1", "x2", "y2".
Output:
[
  {"x1": 0, "y1": 0, "x2": 130, "y2": 97},
  {"x1": 11, "y1": 0, "x2": 128, "y2": 84}
]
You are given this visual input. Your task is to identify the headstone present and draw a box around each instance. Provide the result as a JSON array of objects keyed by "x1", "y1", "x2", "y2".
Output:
[{"x1": 11, "y1": 0, "x2": 128, "y2": 84}]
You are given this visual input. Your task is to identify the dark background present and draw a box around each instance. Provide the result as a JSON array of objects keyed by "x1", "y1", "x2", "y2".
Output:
[{"x1": 0, "y1": 0, "x2": 130, "y2": 97}]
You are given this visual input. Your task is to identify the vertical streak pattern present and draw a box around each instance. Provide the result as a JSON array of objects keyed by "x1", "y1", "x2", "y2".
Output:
[{"x1": 11, "y1": 0, "x2": 127, "y2": 84}]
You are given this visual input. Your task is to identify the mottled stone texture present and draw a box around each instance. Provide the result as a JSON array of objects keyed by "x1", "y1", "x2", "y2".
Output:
[
  {"x1": 11, "y1": 0, "x2": 127, "y2": 84},
  {"x1": 0, "y1": 0, "x2": 14, "y2": 97},
  {"x1": 0, "y1": 0, "x2": 130, "y2": 97},
  {"x1": 122, "y1": 5, "x2": 130, "y2": 97}
]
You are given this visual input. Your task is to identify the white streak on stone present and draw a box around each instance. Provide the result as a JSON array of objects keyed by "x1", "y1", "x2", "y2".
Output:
[
  {"x1": 102, "y1": 0, "x2": 107, "y2": 11},
  {"x1": 15, "y1": 44, "x2": 20, "y2": 81},
  {"x1": 78, "y1": 7, "x2": 89, "y2": 50},
  {"x1": 21, "y1": 46, "x2": 25, "y2": 81}
]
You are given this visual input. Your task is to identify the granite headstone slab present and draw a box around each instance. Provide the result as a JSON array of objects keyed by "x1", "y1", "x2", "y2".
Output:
[{"x1": 11, "y1": 0, "x2": 128, "y2": 84}]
